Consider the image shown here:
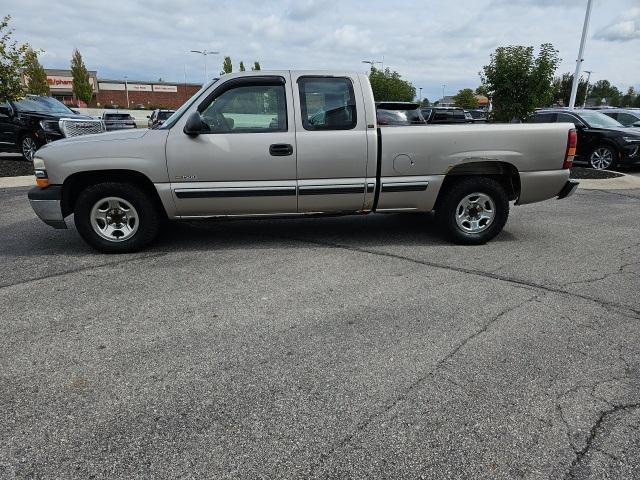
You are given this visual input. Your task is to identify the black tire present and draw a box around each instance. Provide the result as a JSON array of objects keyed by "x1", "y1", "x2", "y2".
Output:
[
  {"x1": 20, "y1": 133, "x2": 39, "y2": 162},
  {"x1": 588, "y1": 145, "x2": 617, "y2": 170},
  {"x1": 436, "y1": 177, "x2": 509, "y2": 245},
  {"x1": 74, "y1": 182, "x2": 160, "y2": 253}
]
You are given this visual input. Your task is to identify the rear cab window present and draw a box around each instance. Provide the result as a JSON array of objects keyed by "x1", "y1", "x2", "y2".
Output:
[{"x1": 298, "y1": 77, "x2": 357, "y2": 130}]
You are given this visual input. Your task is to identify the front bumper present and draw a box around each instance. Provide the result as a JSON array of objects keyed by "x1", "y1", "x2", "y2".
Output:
[
  {"x1": 557, "y1": 179, "x2": 579, "y2": 200},
  {"x1": 27, "y1": 186, "x2": 67, "y2": 229}
]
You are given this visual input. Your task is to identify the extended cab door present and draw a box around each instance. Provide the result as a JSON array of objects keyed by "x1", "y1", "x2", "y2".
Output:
[
  {"x1": 165, "y1": 75, "x2": 297, "y2": 216},
  {"x1": 292, "y1": 74, "x2": 374, "y2": 213}
]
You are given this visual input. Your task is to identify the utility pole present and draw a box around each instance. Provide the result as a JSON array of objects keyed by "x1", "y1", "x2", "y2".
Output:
[
  {"x1": 124, "y1": 75, "x2": 129, "y2": 109},
  {"x1": 442, "y1": 84, "x2": 446, "y2": 105},
  {"x1": 582, "y1": 70, "x2": 593, "y2": 108},
  {"x1": 190, "y1": 50, "x2": 219, "y2": 84},
  {"x1": 362, "y1": 59, "x2": 383, "y2": 74},
  {"x1": 569, "y1": 0, "x2": 593, "y2": 110}
]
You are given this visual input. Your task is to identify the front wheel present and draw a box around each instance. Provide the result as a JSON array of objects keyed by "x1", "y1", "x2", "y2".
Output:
[
  {"x1": 436, "y1": 177, "x2": 509, "y2": 245},
  {"x1": 74, "y1": 182, "x2": 160, "y2": 253},
  {"x1": 589, "y1": 145, "x2": 616, "y2": 170},
  {"x1": 20, "y1": 134, "x2": 39, "y2": 162}
]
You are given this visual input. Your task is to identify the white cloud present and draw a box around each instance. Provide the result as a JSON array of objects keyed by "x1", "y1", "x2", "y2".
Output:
[{"x1": 594, "y1": 8, "x2": 640, "y2": 42}]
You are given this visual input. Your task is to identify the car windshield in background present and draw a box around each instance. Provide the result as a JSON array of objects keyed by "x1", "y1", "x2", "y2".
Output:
[
  {"x1": 377, "y1": 108, "x2": 425, "y2": 125},
  {"x1": 158, "y1": 111, "x2": 174, "y2": 120},
  {"x1": 104, "y1": 113, "x2": 133, "y2": 120},
  {"x1": 578, "y1": 110, "x2": 624, "y2": 128},
  {"x1": 14, "y1": 96, "x2": 74, "y2": 114}
]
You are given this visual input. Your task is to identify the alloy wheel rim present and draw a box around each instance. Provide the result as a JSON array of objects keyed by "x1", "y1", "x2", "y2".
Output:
[
  {"x1": 90, "y1": 197, "x2": 139, "y2": 242},
  {"x1": 590, "y1": 148, "x2": 613, "y2": 170},
  {"x1": 455, "y1": 192, "x2": 496, "y2": 234},
  {"x1": 22, "y1": 137, "x2": 37, "y2": 161}
]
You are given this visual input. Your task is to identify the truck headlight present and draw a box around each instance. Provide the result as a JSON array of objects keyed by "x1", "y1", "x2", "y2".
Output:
[
  {"x1": 39, "y1": 120, "x2": 60, "y2": 134},
  {"x1": 32, "y1": 157, "x2": 49, "y2": 188}
]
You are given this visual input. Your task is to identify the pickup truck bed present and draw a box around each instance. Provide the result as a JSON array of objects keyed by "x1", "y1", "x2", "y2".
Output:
[{"x1": 28, "y1": 70, "x2": 578, "y2": 253}]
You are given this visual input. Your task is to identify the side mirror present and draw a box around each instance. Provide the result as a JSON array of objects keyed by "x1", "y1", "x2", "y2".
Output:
[
  {"x1": 183, "y1": 111, "x2": 204, "y2": 136},
  {"x1": 633, "y1": 121, "x2": 640, "y2": 127},
  {"x1": 146, "y1": 115, "x2": 150, "y2": 118},
  {"x1": 0, "y1": 105, "x2": 14, "y2": 117}
]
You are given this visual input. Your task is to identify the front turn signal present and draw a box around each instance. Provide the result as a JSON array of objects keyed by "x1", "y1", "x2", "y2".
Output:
[{"x1": 34, "y1": 169, "x2": 49, "y2": 188}]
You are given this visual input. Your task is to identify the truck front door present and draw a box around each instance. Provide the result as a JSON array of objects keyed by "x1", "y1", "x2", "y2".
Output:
[
  {"x1": 292, "y1": 75, "x2": 373, "y2": 213},
  {"x1": 165, "y1": 75, "x2": 297, "y2": 216}
]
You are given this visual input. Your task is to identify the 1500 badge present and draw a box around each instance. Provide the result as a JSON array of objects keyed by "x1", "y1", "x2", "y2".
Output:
[{"x1": 175, "y1": 175, "x2": 197, "y2": 180}]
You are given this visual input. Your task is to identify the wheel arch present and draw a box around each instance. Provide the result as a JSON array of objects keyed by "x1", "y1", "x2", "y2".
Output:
[
  {"x1": 61, "y1": 169, "x2": 167, "y2": 218},
  {"x1": 434, "y1": 161, "x2": 521, "y2": 209}
]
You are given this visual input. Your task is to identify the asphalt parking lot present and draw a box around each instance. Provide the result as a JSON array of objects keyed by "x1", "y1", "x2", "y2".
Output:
[{"x1": 1, "y1": 182, "x2": 639, "y2": 479}]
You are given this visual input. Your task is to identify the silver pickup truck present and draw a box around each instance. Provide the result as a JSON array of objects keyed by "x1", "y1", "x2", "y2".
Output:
[{"x1": 28, "y1": 71, "x2": 578, "y2": 253}]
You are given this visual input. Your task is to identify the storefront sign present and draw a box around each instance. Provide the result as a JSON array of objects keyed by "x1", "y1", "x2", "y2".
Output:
[
  {"x1": 47, "y1": 75, "x2": 95, "y2": 90},
  {"x1": 99, "y1": 82, "x2": 126, "y2": 91},
  {"x1": 128, "y1": 84, "x2": 152, "y2": 92},
  {"x1": 153, "y1": 84, "x2": 178, "y2": 93}
]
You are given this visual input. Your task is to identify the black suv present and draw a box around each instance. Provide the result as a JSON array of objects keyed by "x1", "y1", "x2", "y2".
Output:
[
  {"x1": 532, "y1": 109, "x2": 640, "y2": 169},
  {"x1": 147, "y1": 109, "x2": 175, "y2": 129},
  {"x1": 101, "y1": 112, "x2": 137, "y2": 131},
  {"x1": 421, "y1": 107, "x2": 474, "y2": 124},
  {"x1": 375, "y1": 102, "x2": 426, "y2": 126},
  {"x1": 0, "y1": 96, "x2": 104, "y2": 161}
]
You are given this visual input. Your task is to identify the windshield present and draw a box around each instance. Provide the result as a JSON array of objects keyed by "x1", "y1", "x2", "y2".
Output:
[
  {"x1": 578, "y1": 110, "x2": 624, "y2": 128},
  {"x1": 104, "y1": 113, "x2": 133, "y2": 120},
  {"x1": 158, "y1": 111, "x2": 174, "y2": 120},
  {"x1": 160, "y1": 79, "x2": 218, "y2": 129},
  {"x1": 377, "y1": 108, "x2": 425, "y2": 126},
  {"x1": 13, "y1": 96, "x2": 74, "y2": 114}
]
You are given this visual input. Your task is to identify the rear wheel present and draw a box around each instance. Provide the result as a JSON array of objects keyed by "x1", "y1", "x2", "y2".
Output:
[
  {"x1": 20, "y1": 134, "x2": 38, "y2": 162},
  {"x1": 74, "y1": 182, "x2": 160, "y2": 253},
  {"x1": 589, "y1": 145, "x2": 616, "y2": 170},
  {"x1": 436, "y1": 177, "x2": 509, "y2": 245}
]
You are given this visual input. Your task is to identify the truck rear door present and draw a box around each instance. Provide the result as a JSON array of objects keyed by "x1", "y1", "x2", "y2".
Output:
[{"x1": 292, "y1": 74, "x2": 375, "y2": 213}]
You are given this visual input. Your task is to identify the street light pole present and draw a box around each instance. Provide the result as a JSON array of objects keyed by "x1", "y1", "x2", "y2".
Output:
[
  {"x1": 569, "y1": 0, "x2": 594, "y2": 110},
  {"x1": 362, "y1": 60, "x2": 383, "y2": 73},
  {"x1": 442, "y1": 84, "x2": 446, "y2": 105},
  {"x1": 191, "y1": 50, "x2": 220, "y2": 84},
  {"x1": 124, "y1": 75, "x2": 129, "y2": 109},
  {"x1": 419, "y1": 87, "x2": 422, "y2": 104},
  {"x1": 582, "y1": 70, "x2": 593, "y2": 108}
]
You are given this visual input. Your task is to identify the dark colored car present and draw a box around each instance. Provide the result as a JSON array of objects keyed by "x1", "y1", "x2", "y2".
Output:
[
  {"x1": 375, "y1": 102, "x2": 426, "y2": 126},
  {"x1": 599, "y1": 109, "x2": 640, "y2": 128},
  {"x1": 147, "y1": 109, "x2": 175, "y2": 129},
  {"x1": 101, "y1": 112, "x2": 137, "y2": 131},
  {"x1": 467, "y1": 109, "x2": 488, "y2": 122},
  {"x1": 0, "y1": 95, "x2": 105, "y2": 161},
  {"x1": 532, "y1": 108, "x2": 640, "y2": 169},
  {"x1": 421, "y1": 107, "x2": 474, "y2": 124}
]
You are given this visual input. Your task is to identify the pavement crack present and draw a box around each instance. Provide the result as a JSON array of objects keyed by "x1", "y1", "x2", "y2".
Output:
[
  {"x1": 0, "y1": 251, "x2": 170, "y2": 290},
  {"x1": 282, "y1": 236, "x2": 640, "y2": 319},
  {"x1": 564, "y1": 402, "x2": 640, "y2": 479},
  {"x1": 306, "y1": 293, "x2": 540, "y2": 476}
]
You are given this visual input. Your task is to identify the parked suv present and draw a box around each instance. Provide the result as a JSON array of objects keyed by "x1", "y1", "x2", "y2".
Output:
[
  {"x1": 147, "y1": 109, "x2": 175, "y2": 129},
  {"x1": 532, "y1": 108, "x2": 640, "y2": 169},
  {"x1": 101, "y1": 112, "x2": 137, "y2": 131},
  {"x1": 421, "y1": 107, "x2": 474, "y2": 124},
  {"x1": 376, "y1": 102, "x2": 426, "y2": 126},
  {"x1": 599, "y1": 109, "x2": 640, "y2": 128},
  {"x1": 0, "y1": 95, "x2": 105, "y2": 161}
]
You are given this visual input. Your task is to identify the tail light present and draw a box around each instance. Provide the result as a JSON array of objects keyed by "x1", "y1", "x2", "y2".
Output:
[{"x1": 564, "y1": 129, "x2": 577, "y2": 169}]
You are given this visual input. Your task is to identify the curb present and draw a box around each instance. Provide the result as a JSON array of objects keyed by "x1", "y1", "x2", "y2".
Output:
[
  {"x1": 576, "y1": 171, "x2": 640, "y2": 190},
  {"x1": 0, "y1": 175, "x2": 34, "y2": 189}
]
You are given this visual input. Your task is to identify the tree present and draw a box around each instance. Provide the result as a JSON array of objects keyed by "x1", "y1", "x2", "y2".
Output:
[
  {"x1": 453, "y1": 88, "x2": 479, "y2": 109},
  {"x1": 70, "y1": 49, "x2": 93, "y2": 104},
  {"x1": 0, "y1": 15, "x2": 32, "y2": 101},
  {"x1": 552, "y1": 73, "x2": 588, "y2": 107},
  {"x1": 368, "y1": 67, "x2": 416, "y2": 102},
  {"x1": 221, "y1": 56, "x2": 232, "y2": 74},
  {"x1": 634, "y1": 94, "x2": 640, "y2": 108},
  {"x1": 588, "y1": 80, "x2": 622, "y2": 106},
  {"x1": 252, "y1": 61, "x2": 261, "y2": 71},
  {"x1": 239, "y1": 61, "x2": 245, "y2": 72},
  {"x1": 475, "y1": 85, "x2": 490, "y2": 97},
  {"x1": 480, "y1": 43, "x2": 560, "y2": 122},
  {"x1": 420, "y1": 98, "x2": 430, "y2": 107},
  {"x1": 621, "y1": 86, "x2": 637, "y2": 107},
  {"x1": 24, "y1": 48, "x2": 49, "y2": 96}
]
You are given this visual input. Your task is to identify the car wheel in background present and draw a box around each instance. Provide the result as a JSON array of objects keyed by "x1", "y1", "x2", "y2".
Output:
[
  {"x1": 589, "y1": 145, "x2": 616, "y2": 170},
  {"x1": 20, "y1": 134, "x2": 38, "y2": 162},
  {"x1": 74, "y1": 182, "x2": 160, "y2": 253},
  {"x1": 436, "y1": 177, "x2": 509, "y2": 245}
]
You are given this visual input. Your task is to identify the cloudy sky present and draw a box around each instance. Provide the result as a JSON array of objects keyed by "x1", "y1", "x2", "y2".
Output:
[{"x1": 8, "y1": 0, "x2": 640, "y2": 101}]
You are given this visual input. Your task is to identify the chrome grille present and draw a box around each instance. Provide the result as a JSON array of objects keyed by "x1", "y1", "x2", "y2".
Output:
[{"x1": 58, "y1": 118, "x2": 105, "y2": 138}]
